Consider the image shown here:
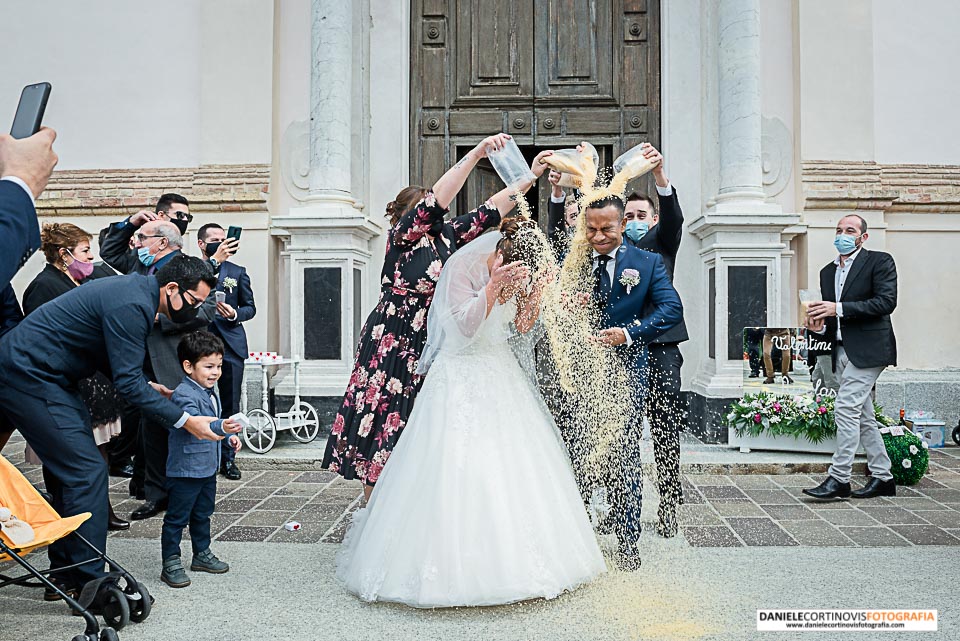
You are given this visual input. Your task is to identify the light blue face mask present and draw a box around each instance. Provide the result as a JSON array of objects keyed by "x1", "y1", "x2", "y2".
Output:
[
  {"x1": 834, "y1": 233, "x2": 860, "y2": 256},
  {"x1": 624, "y1": 220, "x2": 649, "y2": 243},
  {"x1": 137, "y1": 246, "x2": 156, "y2": 267}
]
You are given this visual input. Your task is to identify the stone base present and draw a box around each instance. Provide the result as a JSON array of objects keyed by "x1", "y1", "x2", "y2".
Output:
[
  {"x1": 684, "y1": 392, "x2": 737, "y2": 444},
  {"x1": 875, "y1": 369, "x2": 960, "y2": 427}
]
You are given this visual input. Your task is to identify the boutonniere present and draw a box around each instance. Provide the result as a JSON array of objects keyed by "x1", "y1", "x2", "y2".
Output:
[
  {"x1": 222, "y1": 277, "x2": 238, "y2": 293},
  {"x1": 619, "y1": 269, "x2": 640, "y2": 294}
]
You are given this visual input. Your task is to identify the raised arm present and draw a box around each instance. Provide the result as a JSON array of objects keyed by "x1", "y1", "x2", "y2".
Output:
[
  {"x1": 431, "y1": 133, "x2": 513, "y2": 208},
  {"x1": 514, "y1": 268, "x2": 556, "y2": 334}
]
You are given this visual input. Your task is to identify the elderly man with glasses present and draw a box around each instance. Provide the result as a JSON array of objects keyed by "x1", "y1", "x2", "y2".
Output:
[{"x1": 99, "y1": 194, "x2": 218, "y2": 521}]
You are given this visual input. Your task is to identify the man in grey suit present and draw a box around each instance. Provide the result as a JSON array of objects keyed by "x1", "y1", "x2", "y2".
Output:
[
  {"x1": 100, "y1": 206, "x2": 218, "y2": 520},
  {"x1": 803, "y1": 214, "x2": 898, "y2": 500},
  {"x1": 0, "y1": 255, "x2": 230, "y2": 591}
]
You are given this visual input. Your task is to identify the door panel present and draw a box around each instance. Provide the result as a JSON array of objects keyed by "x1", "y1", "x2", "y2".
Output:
[
  {"x1": 454, "y1": 0, "x2": 535, "y2": 104},
  {"x1": 411, "y1": 0, "x2": 660, "y2": 212},
  {"x1": 534, "y1": 0, "x2": 615, "y2": 102}
]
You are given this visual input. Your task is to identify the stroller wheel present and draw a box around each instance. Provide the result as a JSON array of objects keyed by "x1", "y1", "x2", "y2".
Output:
[
  {"x1": 101, "y1": 585, "x2": 130, "y2": 631},
  {"x1": 99, "y1": 628, "x2": 120, "y2": 641},
  {"x1": 128, "y1": 581, "x2": 152, "y2": 623},
  {"x1": 952, "y1": 424, "x2": 960, "y2": 447}
]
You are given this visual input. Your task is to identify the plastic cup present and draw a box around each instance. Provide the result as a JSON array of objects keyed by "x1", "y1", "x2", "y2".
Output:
[
  {"x1": 799, "y1": 289, "x2": 818, "y2": 317},
  {"x1": 486, "y1": 137, "x2": 536, "y2": 190},
  {"x1": 612, "y1": 144, "x2": 660, "y2": 180}
]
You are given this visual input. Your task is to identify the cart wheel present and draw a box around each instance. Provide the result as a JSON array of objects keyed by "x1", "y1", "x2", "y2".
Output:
[
  {"x1": 101, "y1": 585, "x2": 129, "y2": 631},
  {"x1": 243, "y1": 408, "x2": 277, "y2": 453},
  {"x1": 99, "y1": 628, "x2": 119, "y2": 641},
  {"x1": 128, "y1": 581, "x2": 152, "y2": 623},
  {"x1": 289, "y1": 401, "x2": 321, "y2": 443}
]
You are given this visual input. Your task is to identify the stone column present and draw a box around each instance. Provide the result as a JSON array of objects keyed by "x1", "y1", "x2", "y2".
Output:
[
  {"x1": 309, "y1": 0, "x2": 354, "y2": 198},
  {"x1": 717, "y1": 0, "x2": 764, "y2": 199}
]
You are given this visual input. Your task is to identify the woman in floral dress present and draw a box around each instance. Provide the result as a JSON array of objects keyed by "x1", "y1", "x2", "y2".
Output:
[{"x1": 322, "y1": 134, "x2": 552, "y2": 500}]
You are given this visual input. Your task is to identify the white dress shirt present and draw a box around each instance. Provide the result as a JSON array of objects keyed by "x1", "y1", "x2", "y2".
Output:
[
  {"x1": 833, "y1": 246, "x2": 862, "y2": 342},
  {"x1": 592, "y1": 246, "x2": 633, "y2": 346}
]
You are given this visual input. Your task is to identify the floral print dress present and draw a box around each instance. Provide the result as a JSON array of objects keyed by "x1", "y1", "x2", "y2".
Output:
[{"x1": 322, "y1": 192, "x2": 501, "y2": 484}]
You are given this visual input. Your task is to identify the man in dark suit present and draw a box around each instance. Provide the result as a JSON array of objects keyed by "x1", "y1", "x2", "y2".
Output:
[
  {"x1": 197, "y1": 223, "x2": 256, "y2": 480},
  {"x1": 546, "y1": 170, "x2": 579, "y2": 258},
  {"x1": 584, "y1": 195, "x2": 683, "y2": 570},
  {"x1": 622, "y1": 143, "x2": 689, "y2": 538},
  {"x1": 100, "y1": 203, "x2": 217, "y2": 520},
  {"x1": 0, "y1": 255, "x2": 227, "y2": 591},
  {"x1": 0, "y1": 128, "x2": 58, "y2": 290},
  {"x1": 803, "y1": 214, "x2": 898, "y2": 500}
]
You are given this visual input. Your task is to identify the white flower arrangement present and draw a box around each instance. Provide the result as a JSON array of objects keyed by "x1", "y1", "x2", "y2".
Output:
[
  {"x1": 619, "y1": 268, "x2": 640, "y2": 294},
  {"x1": 222, "y1": 277, "x2": 238, "y2": 292}
]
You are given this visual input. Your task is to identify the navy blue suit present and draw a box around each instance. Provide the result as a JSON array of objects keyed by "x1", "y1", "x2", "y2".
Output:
[
  {"x1": 0, "y1": 285, "x2": 22, "y2": 339},
  {"x1": 596, "y1": 244, "x2": 682, "y2": 544},
  {"x1": 0, "y1": 274, "x2": 184, "y2": 586},
  {"x1": 0, "y1": 179, "x2": 40, "y2": 290},
  {"x1": 162, "y1": 377, "x2": 228, "y2": 560},
  {"x1": 209, "y1": 260, "x2": 255, "y2": 465}
]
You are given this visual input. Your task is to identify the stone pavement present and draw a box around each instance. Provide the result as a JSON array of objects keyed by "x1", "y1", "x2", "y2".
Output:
[{"x1": 3, "y1": 436, "x2": 960, "y2": 640}]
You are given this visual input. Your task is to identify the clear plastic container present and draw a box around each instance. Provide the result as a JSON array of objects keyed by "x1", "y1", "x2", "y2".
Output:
[
  {"x1": 612, "y1": 144, "x2": 659, "y2": 180},
  {"x1": 557, "y1": 173, "x2": 583, "y2": 189},
  {"x1": 545, "y1": 146, "x2": 599, "y2": 182},
  {"x1": 487, "y1": 137, "x2": 536, "y2": 190},
  {"x1": 798, "y1": 289, "x2": 819, "y2": 318}
]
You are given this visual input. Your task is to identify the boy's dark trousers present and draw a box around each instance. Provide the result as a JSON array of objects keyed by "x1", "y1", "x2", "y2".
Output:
[{"x1": 161, "y1": 475, "x2": 217, "y2": 560}]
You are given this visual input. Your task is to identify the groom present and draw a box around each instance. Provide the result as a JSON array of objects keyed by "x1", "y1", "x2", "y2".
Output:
[{"x1": 585, "y1": 195, "x2": 683, "y2": 570}]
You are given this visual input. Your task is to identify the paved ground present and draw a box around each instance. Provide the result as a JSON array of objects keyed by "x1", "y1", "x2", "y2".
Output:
[{"x1": 3, "y1": 438, "x2": 959, "y2": 640}]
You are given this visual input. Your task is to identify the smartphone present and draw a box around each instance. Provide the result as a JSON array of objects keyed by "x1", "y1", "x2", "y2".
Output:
[
  {"x1": 226, "y1": 226, "x2": 242, "y2": 242},
  {"x1": 11, "y1": 82, "x2": 52, "y2": 139}
]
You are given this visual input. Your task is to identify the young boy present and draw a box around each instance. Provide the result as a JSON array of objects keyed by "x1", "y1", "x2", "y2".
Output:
[{"x1": 161, "y1": 330, "x2": 242, "y2": 588}]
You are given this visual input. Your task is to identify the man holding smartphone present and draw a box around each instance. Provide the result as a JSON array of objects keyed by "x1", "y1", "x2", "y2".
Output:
[{"x1": 197, "y1": 223, "x2": 256, "y2": 480}]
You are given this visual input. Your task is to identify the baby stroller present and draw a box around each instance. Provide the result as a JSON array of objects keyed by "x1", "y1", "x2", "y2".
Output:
[{"x1": 0, "y1": 454, "x2": 152, "y2": 641}]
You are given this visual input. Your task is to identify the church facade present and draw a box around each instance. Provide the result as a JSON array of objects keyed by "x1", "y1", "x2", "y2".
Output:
[{"x1": 4, "y1": 0, "x2": 958, "y2": 441}]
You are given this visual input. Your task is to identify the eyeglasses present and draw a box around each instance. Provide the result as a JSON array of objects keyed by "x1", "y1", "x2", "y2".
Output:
[
  {"x1": 160, "y1": 210, "x2": 194, "y2": 223},
  {"x1": 179, "y1": 287, "x2": 205, "y2": 309},
  {"x1": 135, "y1": 234, "x2": 164, "y2": 243}
]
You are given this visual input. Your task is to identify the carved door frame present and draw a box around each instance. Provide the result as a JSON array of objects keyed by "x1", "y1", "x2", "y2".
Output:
[{"x1": 410, "y1": 0, "x2": 661, "y2": 216}]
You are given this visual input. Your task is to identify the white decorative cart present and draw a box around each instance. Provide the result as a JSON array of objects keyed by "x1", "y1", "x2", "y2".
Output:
[{"x1": 240, "y1": 356, "x2": 320, "y2": 454}]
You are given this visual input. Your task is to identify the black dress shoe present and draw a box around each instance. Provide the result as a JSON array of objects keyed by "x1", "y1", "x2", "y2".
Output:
[
  {"x1": 220, "y1": 460, "x2": 242, "y2": 481},
  {"x1": 109, "y1": 463, "x2": 135, "y2": 478},
  {"x1": 802, "y1": 476, "x2": 851, "y2": 500},
  {"x1": 851, "y1": 477, "x2": 896, "y2": 499},
  {"x1": 130, "y1": 499, "x2": 167, "y2": 520},
  {"x1": 615, "y1": 540, "x2": 642, "y2": 572}
]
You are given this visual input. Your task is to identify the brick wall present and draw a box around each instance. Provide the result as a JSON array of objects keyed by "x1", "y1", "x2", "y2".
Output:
[
  {"x1": 37, "y1": 164, "x2": 271, "y2": 217},
  {"x1": 802, "y1": 161, "x2": 960, "y2": 212}
]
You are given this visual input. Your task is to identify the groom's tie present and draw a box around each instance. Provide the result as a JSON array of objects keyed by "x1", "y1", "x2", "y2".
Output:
[{"x1": 593, "y1": 254, "x2": 612, "y2": 306}]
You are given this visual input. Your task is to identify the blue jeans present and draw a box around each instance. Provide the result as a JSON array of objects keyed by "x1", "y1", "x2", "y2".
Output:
[{"x1": 161, "y1": 475, "x2": 217, "y2": 560}]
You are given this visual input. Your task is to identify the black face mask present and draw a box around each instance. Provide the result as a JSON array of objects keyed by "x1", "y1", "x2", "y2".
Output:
[
  {"x1": 164, "y1": 286, "x2": 201, "y2": 324},
  {"x1": 172, "y1": 218, "x2": 189, "y2": 236},
  {"x1": 203, "y1": 241, "x2": 222, "y2": 258}
]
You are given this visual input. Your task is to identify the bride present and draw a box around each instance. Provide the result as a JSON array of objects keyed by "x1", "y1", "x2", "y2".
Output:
[{"x1": 335, "y1": 219, "x2": 606, "y2": 608}]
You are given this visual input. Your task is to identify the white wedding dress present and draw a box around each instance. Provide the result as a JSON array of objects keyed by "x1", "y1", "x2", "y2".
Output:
[{"x1": 335, "y1": 232, "x2": 606, "y2": 608}]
